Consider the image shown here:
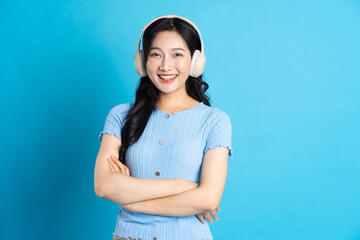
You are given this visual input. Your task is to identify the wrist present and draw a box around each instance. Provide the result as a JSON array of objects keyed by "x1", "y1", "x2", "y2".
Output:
[{"x1": 122, "y1": 202, "x2": 136, "y2": 212}]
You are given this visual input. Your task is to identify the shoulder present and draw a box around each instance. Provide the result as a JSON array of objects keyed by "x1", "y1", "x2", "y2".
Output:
[
  {"x1": 104, "y1": 102, "x2": 134, "y2": 124},
  {"x1": 201, "y1": 104, "x2": 232, "y2": 124},
  {"x1": 107, "y1": 102, "x2": 133, "y2": 117},
  {"x1": 109, "y1": 102, "x2": 133, "y2": 114}
]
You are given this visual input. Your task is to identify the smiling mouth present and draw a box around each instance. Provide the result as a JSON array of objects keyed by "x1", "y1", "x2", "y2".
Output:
[{"x1": 158, "y1": 74, "x2": 178, "y2": 80}]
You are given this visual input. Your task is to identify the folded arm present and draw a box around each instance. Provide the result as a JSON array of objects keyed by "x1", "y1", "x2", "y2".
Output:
[
  {"x1": 94, "y1": 134, "x2": 198, "y2": 204},
  {"x1": 122, "y1": 146, "x2": 229, "y2": 216},
  {"x1": 98, "y1": 172, "x2": 198, "y2": 205}
]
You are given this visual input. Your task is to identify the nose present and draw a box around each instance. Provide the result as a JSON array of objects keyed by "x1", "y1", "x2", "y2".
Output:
[{"x1": 159, "y1": 55, "x2": 171, "y2": 71}]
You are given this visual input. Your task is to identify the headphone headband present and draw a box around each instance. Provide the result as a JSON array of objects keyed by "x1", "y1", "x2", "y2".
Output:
[{"x1": 136, "y1": 15, "x2": 204, "y2": 54}]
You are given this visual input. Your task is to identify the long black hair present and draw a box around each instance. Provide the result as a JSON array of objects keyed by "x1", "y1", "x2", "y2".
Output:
[{"x1": 118, "y1": 17, "x2": 211, "y2": 164}]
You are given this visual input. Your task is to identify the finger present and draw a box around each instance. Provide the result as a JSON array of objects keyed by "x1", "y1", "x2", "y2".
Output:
[
  {"x1": 107, "y1": 158, "x2": 121, "y2": 173},
  {"x1": 108, "y1": 162, "x2": 117, "y2": 173},
  {"x1": 209, "y1": 209, "x2": 218, "y2": 221},
  {"x1": 108, "y1": 157, "x2": 122, "y2": 173},
  {"x1": 216, "y1": 205, "x2": 221, "y2": 212},
  {"x1": 111, "y1": 155, "x2": 126, "y2": 174},
  {"x1": 109, "y1": 159, "x2": 120, "y2": 173},
  {"x1": 124, "y1": 166, "x2": 131, "y2": 176},
  {"x1": 108, "y1": 162, "x2": 116, "y2": 173},
  {"x1": 107, "y1": 157, "x2": 114, "y2": 171},
  {"x1": 203, "y1": 211, "x2": 213, "y2": 223},
  {"x1": 196, "y1": 213, "x2": 206, "y2": 224},
  {"x1": 111, "y1": 155, "x2": 130, "y2": 176}
]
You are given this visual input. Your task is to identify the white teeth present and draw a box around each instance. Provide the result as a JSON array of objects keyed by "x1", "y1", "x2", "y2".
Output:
[{"x1": 159, "y1": 75, "x2": 177, "y2": 80}]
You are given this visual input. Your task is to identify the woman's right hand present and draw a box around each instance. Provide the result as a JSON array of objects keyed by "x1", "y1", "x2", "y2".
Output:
[
  {"x1": 107, "y1": 155, "x2": 131, "y2": 176},
  {"x1": 179, "y1": 181, "x2": 220, "y2": 224},
  {"x1": 196, "y1": 205, "x2": 220, "y2": 224}
]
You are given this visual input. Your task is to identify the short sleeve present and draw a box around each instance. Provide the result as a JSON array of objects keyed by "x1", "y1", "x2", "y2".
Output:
[
  {"x1": 98, "y1": 103, "x2": 131, "y2": 142},
  {"x1": 204, "y1": 108, "x2": 233, "y2": 157}
]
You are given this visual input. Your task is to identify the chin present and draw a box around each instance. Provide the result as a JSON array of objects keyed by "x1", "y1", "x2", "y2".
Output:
[{"x1": 158, "y1": 87, "x2": 177, "y2": 94}]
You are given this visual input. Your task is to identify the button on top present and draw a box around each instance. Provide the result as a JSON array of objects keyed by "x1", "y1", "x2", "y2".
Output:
[
  {"x1": 159, "y1": 140, "x2": 164, "y2": 145},
  {"x1": 165, "y1": 114, "x2": 170, "y2": 118},
  {"x1": 155, "y1": 171, "x2": 160, "y2": 176}
]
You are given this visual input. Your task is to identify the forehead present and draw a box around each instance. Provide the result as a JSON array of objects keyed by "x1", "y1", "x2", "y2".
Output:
[{"x1": 150, "y1": 31, "x2": 189, "y2": 51}]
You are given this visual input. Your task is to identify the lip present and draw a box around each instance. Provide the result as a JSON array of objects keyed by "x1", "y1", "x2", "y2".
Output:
[{"x1": 158, "y1": 74, "x2": 177, "y2": 83}]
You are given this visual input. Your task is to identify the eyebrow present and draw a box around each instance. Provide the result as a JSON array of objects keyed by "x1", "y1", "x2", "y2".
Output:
[{"x1": 149, "y1": 47, "x2": 186, "y2": 52}]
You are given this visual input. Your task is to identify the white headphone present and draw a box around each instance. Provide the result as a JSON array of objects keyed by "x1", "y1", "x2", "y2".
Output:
[{"x1": 134, "y1": 15, "x2": 206, "y2": 78}]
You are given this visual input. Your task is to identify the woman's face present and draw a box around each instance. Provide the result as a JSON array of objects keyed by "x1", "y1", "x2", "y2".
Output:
[{"x1": 146, "y1": 30, "x2": 192, "y2": 95}]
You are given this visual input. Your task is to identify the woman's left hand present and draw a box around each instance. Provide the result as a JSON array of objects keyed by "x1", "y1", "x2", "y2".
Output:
[
  {"x1": 196, "y1": 205, "x2": 220, "y2": 224},
  {"x1": 107, "y1": 155, "x2": 131, "y2": 176}
]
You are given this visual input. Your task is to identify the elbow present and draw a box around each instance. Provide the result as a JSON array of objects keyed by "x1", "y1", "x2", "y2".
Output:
[
  {"x1": 95, "y1": 186, "x2": 105, "y2": 198},
  {"x1": 94, "y1": 173, "x2": 116, "y2": 198},
  {"x1": 94, "y1": 176, "x2": 108, "y2": 198},
  {"x1": 94, "y1": 182, "x2": 105, "y2": 198},
  {"x1": 203, "y1": 192, "x2": 222, "y2": 211},
  {"x1": 206, "y1": 199, "x2": 220, "y2": 211},
  {"x1": 94, "y1": 179, "x2": 128, "y2": 204},
  {"x1": 198, "y1": 188, "x2": 222, "y2": 211},
  {"x1": 95, "y1": 191, "x2": 104, "y2": 198}
]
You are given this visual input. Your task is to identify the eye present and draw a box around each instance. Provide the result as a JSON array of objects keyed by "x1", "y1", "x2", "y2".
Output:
[
  {"x1": 150, "y1": 52, "x2": 160, "y2": 57},
  {"x1": 174, "y1": 53, "x2": 183, "y2": 57}
]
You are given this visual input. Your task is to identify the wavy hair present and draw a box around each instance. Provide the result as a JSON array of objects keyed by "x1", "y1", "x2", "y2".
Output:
[{"x1": 118, "y1": 17, "x2": 211, "y2": 164}]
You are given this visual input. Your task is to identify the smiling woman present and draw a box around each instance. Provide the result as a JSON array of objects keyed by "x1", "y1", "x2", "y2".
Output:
[
  {"x1": 146, "y1": 31, "x2": 192, "y2": 88},
  {"x1": 94, "y1": 15, "x2": 233, "y2": 240}
]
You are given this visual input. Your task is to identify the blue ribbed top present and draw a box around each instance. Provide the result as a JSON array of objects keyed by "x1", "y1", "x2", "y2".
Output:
[{"x1": 98, "y1": 101, "x2": 233, "y2": 240}]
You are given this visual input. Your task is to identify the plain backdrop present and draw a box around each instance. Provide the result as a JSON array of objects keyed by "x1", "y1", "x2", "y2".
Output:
[{"x1": 1, "y1": 0, "x2": 359, "y2": 239}]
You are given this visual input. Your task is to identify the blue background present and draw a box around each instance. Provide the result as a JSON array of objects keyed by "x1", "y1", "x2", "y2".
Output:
[{"x1": 1, "y1": 0, "x2": 359, "y2": 239}]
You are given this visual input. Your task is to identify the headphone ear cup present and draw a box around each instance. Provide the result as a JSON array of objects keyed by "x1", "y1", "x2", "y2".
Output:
[
  {"x1": 190, "y1": 50, "x2": 206, "y2": 78},
  {"x1": 134, "y1": 49, "x2": 147, "y2": 77}
]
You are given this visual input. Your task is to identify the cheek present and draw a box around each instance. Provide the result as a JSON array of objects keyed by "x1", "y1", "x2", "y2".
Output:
[
  {"x1": 178, "y1": 59, "x2": 191, "y2": 72},
  {"x1": 146, "y1": 61, "x2": 156, "y2": 74}
]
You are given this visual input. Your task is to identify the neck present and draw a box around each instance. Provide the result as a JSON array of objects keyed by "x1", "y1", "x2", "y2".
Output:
[{"x1": 156, "y1": 93, "x2": 197, "y2": 110}]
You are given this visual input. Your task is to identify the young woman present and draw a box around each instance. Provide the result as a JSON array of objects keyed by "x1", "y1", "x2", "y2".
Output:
[{"x1": 94, "y1": 15, "x2": 233, "y2": 240}]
